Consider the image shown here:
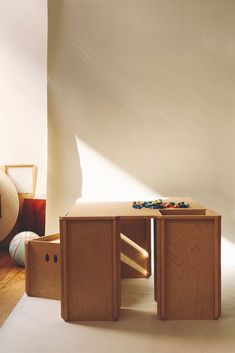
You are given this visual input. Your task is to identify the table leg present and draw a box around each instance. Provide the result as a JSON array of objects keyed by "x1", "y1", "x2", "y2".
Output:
[
  {"x1": 155, "y1": 216, "x2": 221, "y2": 320},
  {"x1": 60, "y1": 218, "x2": 120, "y2": 321}
]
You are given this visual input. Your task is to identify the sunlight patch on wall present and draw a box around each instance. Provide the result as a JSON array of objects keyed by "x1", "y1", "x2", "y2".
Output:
[
  {"x1": 221, "y1": 237, "x2": 235, "y2": 266},
  {"x1": 75, "y1": 136, "x2": 159, "y2": 202}
]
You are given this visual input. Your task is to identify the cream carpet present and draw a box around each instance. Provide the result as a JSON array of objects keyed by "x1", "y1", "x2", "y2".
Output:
[{"x1": 0, "y1": 268, "x2": 235, "y2": 353}]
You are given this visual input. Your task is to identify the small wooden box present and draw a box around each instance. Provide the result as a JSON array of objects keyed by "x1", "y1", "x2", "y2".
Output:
[{"x1": 25, "y1": 234, "x2": 60, "y2": 300}]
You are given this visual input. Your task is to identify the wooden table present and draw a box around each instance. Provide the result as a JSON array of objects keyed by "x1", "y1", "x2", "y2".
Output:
[{"x1": 60, "y1": 198, "x2": 221, "y2": 321}]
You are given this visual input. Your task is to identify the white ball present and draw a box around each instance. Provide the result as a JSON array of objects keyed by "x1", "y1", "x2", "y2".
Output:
[{"x1": 9, "y1": 231, "x2": 39, "y2": 266}]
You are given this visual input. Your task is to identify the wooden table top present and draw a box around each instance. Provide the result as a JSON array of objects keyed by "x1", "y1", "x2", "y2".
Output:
[{"x1": 61, "y1": 198, "x2": 220, "y2": 220}]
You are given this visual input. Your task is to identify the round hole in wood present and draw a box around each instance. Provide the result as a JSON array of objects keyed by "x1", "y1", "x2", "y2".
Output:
[
  {"x1": 45, "y1": 254, "x2": 49, "y2": 262},
  {"x1": 54, "y1": 255, "x2": 58, "y2": 263}
]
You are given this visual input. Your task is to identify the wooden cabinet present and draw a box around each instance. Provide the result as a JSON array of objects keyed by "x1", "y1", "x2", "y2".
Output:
[
  {"x1": 155, "y1": 213, "x2": 221, "y2": 320},
  {"x1": 60, "y1": 218, "x2": 120, "y2": 321}
]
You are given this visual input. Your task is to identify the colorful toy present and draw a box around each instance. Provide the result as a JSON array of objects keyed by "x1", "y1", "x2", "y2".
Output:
[{"x1": 132, "y1": 199, "x2": 190, "y2": 209}]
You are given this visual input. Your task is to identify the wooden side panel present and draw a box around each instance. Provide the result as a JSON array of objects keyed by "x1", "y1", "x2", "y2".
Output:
[
  {"x1": 25, "y1": 241, "x2": 60, "y2": 300},
  {"x1": 120, "y1": 218, "x2": 151, "y2": 278},
  {"x1": 113, "y1": 219, "x2": 121, "y2": 318},
  {"x1": 60, "y1": 219, "x2": 68, "y2": 320},
  {"x1": 214, "y1": 216, "x2": 221, "y2": 319},
  {"x1": 164, "y1": 219, "x2": 216, "y2": 320},
  {"x1": 61, "y1": 219, "x2": 120, "y2": 321},
  {"x1": 154, "y1": 219, "x2": 157, "y2": 302},
  {"x1": 160, "y1": 220, "x2": 166, "y2": 319},
  {"x1": 154, "y1": 219, "x2": 161, "y2": 303},
  {"x1": 25, "y1": 242, "x2": 30, "y2": 295}
]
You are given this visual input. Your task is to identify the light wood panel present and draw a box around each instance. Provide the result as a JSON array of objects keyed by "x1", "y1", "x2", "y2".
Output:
[
  {"x1": 156, "y1": 216, "x2": 221, "y2": 320},
  {"x1": 25, "y1": 234, "x2": 60, "y2": 300},
  {"x1": 0, "y1": 249, "x2": 25, "y2": 326},
  {"x1": 60, "y1": 218, "x2": 120, "y2": 321},
  {"x1": 64, "y1": 199, "x2": 207, "y2": 219}
]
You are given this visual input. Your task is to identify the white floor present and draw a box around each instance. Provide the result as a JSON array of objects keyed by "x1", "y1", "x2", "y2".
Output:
[{"x1": 1, "y1": 267, "x2": 235, "y2": 353}]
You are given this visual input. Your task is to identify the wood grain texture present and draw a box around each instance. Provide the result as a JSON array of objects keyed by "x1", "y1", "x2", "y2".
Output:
[
  {"x1": 25, "y1": 234, "x2": 60, "y2": 300},
  {"x1": 60, "y1": 219, "x2": 68, "y2": 320},
  {"x1": 60, "y1": 200, "x2": 221, "y2": 321},
  {"x1": 64, "y1": 199, "x2": 207, "y2": 219},
  {"x1": 214, "y1": 216, "x2": 221, "y2": 319},
  {"x1": 160, "y1": 218, "x2": 219, "y2": 320},
  {"x1": 160, "y1": 220, "x2": 166, "y2": 319},
  {"x1": 61, "y1": 219, "x2": 120, "y2": 321},
  {"x1": 154, "y1": 218, "x2": 164, "y2": 316},
  {"x1": 154, "y1": 219, "x2": 158, "y2": 303},
  {"x1": 0, "y1": 249, "x2": 25, "y2": 326},
  {"x1": 120, "y1": 219, "x2": 151, "y2": 278},
  {"x1": 113, "y1": 219, "x2": 121, "y2": 318}
]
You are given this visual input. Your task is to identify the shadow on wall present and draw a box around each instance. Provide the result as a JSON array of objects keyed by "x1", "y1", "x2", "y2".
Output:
[{"x1": 47, "y1": 0, "x2": 235, "y2": 242}]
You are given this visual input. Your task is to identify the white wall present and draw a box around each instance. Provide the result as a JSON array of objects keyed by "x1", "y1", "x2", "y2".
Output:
[
  {"x1": 0, "y1": 0, "x2": 47, "y2": 188},
  {"x1": 47, "y1": 0, "x2": 235, "y2": 264}
]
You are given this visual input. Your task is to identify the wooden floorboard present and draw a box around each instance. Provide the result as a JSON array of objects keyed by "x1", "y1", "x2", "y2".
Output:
[{"x1": 0, "y1": 248, "x2": 25, "y2": 326}]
